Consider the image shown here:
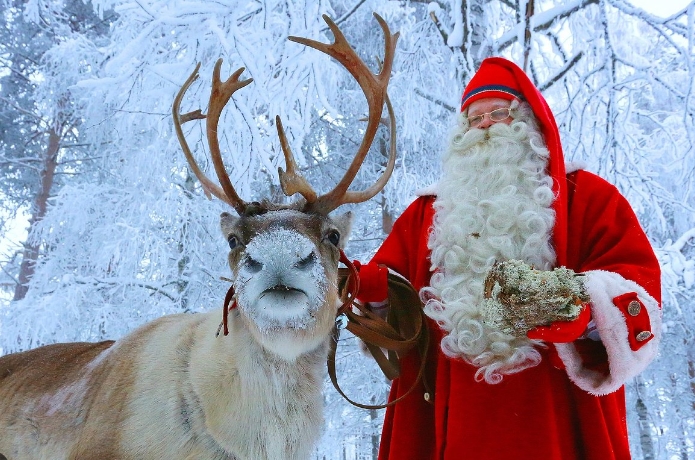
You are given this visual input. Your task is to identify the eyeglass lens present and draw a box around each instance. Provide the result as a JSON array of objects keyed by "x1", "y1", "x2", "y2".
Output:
[
  {"x1": 489, "y1": 108, "x2": 511, "y2": 121},
  {"x1": 468, "y1": 107, "x2": 512, "y2": 126}
]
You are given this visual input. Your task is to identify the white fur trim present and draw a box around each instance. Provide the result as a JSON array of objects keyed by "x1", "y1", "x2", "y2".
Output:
[
  {"x1": 415, "y1": 184, "x2": 437, "y2": 196},
  {"x1": 555, "y1": 270, "x2": 661, "y2": 395},
  {"x1": 564, "y1": 160, "x2": 587, "y2": 174}
]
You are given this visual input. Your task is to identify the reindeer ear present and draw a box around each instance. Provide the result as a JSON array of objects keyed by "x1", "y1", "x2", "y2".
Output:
[
  {"x1": 220, "y1": 212, "x2": 240, "y2": 236},
  {"x1": 331, "y1": 211, "x2": 354, "y2": 249}
]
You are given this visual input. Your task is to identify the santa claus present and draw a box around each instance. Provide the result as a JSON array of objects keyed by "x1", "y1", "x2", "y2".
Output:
[{"x1": 356, "y1": 57, "x2": 662, "y2": 460}]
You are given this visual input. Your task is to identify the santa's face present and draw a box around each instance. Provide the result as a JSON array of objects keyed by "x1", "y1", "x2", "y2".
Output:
[
  {"x1": 466, "y1": 97, "x2": 516, "y2": 129},
  {"x1": 422, "y1": 103, "x2": 556, "y2": 383}
]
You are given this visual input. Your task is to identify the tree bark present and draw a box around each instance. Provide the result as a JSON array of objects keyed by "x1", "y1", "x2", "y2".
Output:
[
  {"x1": 378, "y1": 136, "x2": 394, "y2": 234},
  {"x1": 13, "y1": 127, "x2": 61, "y2": 301},
  {"x1": 522, "y1": 0, "x2": 535, "y2": 72},
  {"x1": 370, "y1": 407, "x2": 380, "y2": 459},
  {"x1": 635, "y1": 376, "x2": 656, "y2": 460}
]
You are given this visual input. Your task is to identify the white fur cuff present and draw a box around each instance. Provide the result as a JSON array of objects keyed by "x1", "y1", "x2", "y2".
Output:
[{"x1": 555, "y1": 270, "x2": 661, "y2": 396}]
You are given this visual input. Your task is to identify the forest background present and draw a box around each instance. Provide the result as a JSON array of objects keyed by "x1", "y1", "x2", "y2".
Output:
[{"x1": 1, "y1": 0, "x2": 693, "y2": 458}]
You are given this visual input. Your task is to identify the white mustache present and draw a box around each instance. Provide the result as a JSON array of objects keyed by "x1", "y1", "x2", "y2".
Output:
[{"x1": 459, "y1": 121, "x2": 523, "y2": 149}]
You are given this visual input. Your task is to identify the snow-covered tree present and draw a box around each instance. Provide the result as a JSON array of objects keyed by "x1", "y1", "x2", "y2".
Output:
[{"x1": 0, "y1": 0, "x2": 116, "y2": 301}]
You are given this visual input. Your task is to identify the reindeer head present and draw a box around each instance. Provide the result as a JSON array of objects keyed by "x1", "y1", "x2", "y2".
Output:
[{"x1": 172, "y1": 15, "x2": 398, "y2": 361}]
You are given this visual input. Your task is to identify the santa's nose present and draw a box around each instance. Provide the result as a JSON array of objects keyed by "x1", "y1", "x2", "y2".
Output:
[{"x1": 477, "y1": 114, "x2": 495, "y2": 129}]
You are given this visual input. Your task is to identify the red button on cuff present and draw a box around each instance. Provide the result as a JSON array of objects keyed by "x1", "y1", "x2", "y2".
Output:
[{"x1": 612, "y1": 292, "x2": 653, "y2": 351}]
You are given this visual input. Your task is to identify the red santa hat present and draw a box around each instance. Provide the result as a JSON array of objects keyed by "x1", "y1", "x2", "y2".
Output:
[
  {"x1": 460, "y1": 57, "x2": 569, "y2": 265},
  {"x1": 460, "y1": 61, "x2": 523, "y2": 109}
]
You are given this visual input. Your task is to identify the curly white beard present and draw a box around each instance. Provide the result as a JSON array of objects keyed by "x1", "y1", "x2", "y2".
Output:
[{"x1": 422, "y1": 104, "x2": 557, "y2": 384}]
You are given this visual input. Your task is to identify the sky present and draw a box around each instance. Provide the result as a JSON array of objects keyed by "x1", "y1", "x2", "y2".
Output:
[{"x1": 629, "y1": 0, "x2": 692, "y2": 16}]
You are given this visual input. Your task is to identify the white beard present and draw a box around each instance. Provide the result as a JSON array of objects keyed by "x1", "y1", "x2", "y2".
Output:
[{"x1": 423, "y1": 114, "x2": 557, "y2": 384}]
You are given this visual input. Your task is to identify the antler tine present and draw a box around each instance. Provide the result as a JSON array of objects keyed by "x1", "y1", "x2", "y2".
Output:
[
  {"x1": 340, "y1": 92, "x2": 397, "y2": 205},
  {"x1": 206, "y1": 59, "x2": 254, "y2": 215},
  {"x1": 289, "y1": 13, "x2": 399, "y2": 214},
  {"x1": 172, "y1": 63, "x2": 233, "y2": 205},
  {"x1": 276, "y1": 116, "x2": 318, "y2": 203}
]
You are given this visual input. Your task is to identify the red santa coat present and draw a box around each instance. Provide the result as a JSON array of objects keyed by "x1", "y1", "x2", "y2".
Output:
[{"x1": 371, "y1": 168, "x2": 661, "y2": 460}]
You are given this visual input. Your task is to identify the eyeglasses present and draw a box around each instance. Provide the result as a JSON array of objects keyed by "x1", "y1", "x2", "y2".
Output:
[{"x1": 467, "y1": 107, "x2": 513, "y2": 128}]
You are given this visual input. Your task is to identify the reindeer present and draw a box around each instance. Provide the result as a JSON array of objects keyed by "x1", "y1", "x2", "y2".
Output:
[{"x1": 0, "y1": 14, "x2": 398, "y2": 460}]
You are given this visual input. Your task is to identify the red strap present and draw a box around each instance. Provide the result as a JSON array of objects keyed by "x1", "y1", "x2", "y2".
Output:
[
  {"x1": 338, "y1": 249, "x2": 360, "y2": 315},
  {"x1": 222, "y1": 284, "x2": 237, "y2": 336}
]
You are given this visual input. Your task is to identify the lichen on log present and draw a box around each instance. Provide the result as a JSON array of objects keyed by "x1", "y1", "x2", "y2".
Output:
[{"x1": 481, "y1": 259, "x2": 589, "y2": 337}]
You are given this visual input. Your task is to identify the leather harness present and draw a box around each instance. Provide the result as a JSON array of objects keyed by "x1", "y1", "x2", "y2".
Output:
[{"x1": 330, "y1": 255, "x2": 432, "y2": 409}]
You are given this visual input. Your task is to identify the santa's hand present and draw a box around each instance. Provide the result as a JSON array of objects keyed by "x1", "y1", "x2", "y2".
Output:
[
  {"x1": 526, "y1": 305, "x2": 591, "y2": 343},
  {"x1": 481, "y1": 260, "x2": 590, "y2": 337},
  {"x1": 350, "y1": 261, "x2": 389, "y2": 303}
]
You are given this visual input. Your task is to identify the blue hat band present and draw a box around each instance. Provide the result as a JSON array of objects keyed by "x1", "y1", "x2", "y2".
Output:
[{"x1": 461, "y1": 84, "x2": 523, "y2": 107}]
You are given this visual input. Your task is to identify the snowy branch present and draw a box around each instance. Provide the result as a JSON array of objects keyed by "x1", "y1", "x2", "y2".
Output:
[
  {"x1": 414, "y1": 88, "x2": 456, "y2": 113},
  {"x1": 494, "y1": 0, "x2": 599, "y2": 52},
  {"x1": 538, "y1": 51, "x2": 583, "y2": 92}
]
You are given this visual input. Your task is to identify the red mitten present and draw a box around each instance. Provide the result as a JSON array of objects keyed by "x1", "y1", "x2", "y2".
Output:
[
  {"x1": 352, "y1": 261, "x2": 389, "y2": 303},
  {"x1": 526, "y1": 305, "x2": 591, "y2": 343}
]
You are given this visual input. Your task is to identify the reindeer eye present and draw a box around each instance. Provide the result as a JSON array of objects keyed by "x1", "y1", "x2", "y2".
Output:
[
  {"x1": 326, "y1": 230, "x2": 341, "y2": 247},
  {"x1": 227, "y1": 235, "x2": 240, "y2": 250}
]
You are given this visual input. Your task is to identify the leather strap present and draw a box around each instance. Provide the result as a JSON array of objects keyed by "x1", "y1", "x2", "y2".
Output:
[{"x1": 328, "y1": 264, "x2": 432, "y2": 409}]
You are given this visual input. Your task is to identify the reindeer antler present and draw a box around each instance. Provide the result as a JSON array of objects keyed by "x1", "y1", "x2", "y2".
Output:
[
  {"x1": 174, "y1": 14, "x2": 398, "y2": 216},
  {"x1": 172, "y1": 59, "x2": 253, "y2": 215},
  {"x1": 278, "y1": 13, "x2": 399, "y2": 215},
  {"x1": 276, "y1": 115, "x2": 318, "y2": 204}
]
